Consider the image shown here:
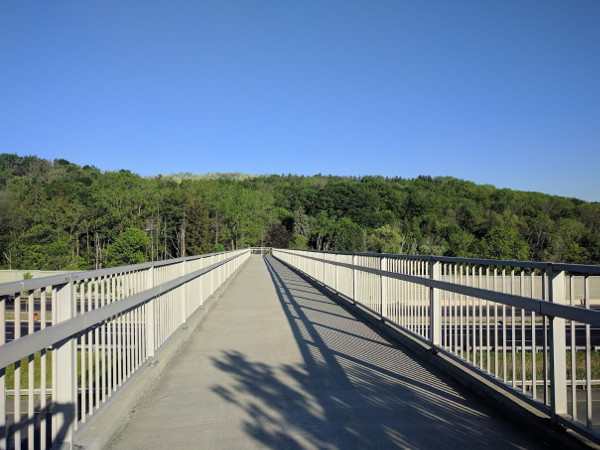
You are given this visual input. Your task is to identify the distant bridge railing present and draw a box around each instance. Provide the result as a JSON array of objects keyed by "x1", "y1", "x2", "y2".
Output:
[
  {"x1": 273, "y1": 248, "x2": 600, "y2": 443},
  {"x1": 0, "y1": 249, "x2": 250, "y2": 450}
]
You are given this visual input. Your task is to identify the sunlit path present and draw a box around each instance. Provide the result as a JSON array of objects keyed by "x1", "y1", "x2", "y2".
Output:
[{"x1": 107, "y1": 255, "x2": 547, "y2": 449}]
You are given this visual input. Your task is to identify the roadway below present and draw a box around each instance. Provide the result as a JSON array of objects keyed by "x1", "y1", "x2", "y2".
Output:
[{"x1": 106, "y1": 255, "x2": 556, "y2": 449}]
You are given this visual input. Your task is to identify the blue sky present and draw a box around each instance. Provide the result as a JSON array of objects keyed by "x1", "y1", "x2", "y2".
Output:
[{"x1": 1, "y1": 1, "x2": 599, "y2": 201}]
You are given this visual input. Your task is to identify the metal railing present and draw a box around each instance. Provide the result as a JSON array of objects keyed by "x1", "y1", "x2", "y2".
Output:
[
  {"x1": 0, "y1": 249, "x2": 250, "y2": 450},
  {"x1": 273, "y1": 248, "x2": 600, "y2": 443}
]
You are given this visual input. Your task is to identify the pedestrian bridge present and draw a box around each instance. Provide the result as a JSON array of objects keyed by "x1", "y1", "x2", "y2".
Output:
[{"x1": 2, "y1": 249, "x2": 600, "y2": 448}]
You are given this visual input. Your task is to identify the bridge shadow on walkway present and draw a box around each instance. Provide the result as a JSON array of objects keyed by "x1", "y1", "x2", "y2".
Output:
[{"x1": 208, "y1": 256, "x2": 547, "y2": 449}]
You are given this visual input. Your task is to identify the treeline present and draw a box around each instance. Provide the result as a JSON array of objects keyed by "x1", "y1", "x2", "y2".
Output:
[{"x1": 0, "y1": 154, "x2": 598, "y2": 270}]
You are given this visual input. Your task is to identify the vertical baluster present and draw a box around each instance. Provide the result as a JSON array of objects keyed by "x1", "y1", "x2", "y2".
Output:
[
  {"x1": 14, "y1": 293, "x2": 22, "y2": 449},
  {"x1": 494, "y1": 269, "x2": 499, "y2": 378},
  {"x1": 101, "y1": 276, "x2": 107, "y2": 404},
  {"x1": 27, "y1": 292, "x2": 35, "y2": 448},
  {"x1": 477, "y1": 267, "x2": 483, "y2": 370},
  {"x1": 40, "y1": 287, "x2": 48, "y2": 450},
  {"x1": 531, "y1": 272, "x2": 537, "y2": 400},
  {"x1": 0, "y1": 294, "x2": 5, "y2": 450},
  {"x1": 511, "y1": 269, "x2": 516, "y2": 389},
  {"x1": 453, "y1": 264, "x2": 458, "y2": 355},
  {"x1": 467, "y1": 266, "x2": 472, "y2": 363},
  {"x1": 111, "y1": 276, "x2": 117, "y2": 394},
  {"x1": 80, "y1": 282, "x2": 87, "y2": 423},
  {"x1": 87, "y1": 279, "x2": 93, "y2": 416},
  {"x1": 444, "y1": 264, "x2": 449, "y2": 351},
  {"x1": 585, "y1": 275, "x2": 592, "y2": 428},
  {"x1": 542, "y1": 270, "x2": 549, "y2": 406},
  {"x1": 459, "y1": 265, "x2": 464, "y2": 359},
  {"x1": 570, "y1": 276, "x2": 577, "y2": 420},
  {"x1": 423, "y1": 261, "x2": 428, "y2": 338},
  {"x1": 520, "y1": 271, "x2": 526, "y2": 394},
  {"x1": 485, "y1": 268, "x2": 490, "y2": 374},
  {"x1": 502, "y1": 269, "x2": 507, "y2": 383},
  {"x1": 94, "y1": 278, "x2": 100, "y2": 411}
]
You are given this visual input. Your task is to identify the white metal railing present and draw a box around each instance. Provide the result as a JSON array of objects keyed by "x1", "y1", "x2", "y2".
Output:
[
  {"x1": 0, "y1": 249, "x2": 250, "y2": 450},
  {"x1": 273, "y1": 248, "x2": 600, "y2": 443}
]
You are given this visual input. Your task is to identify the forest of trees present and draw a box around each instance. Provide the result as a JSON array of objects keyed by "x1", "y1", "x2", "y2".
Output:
[{"x1": 0, "y1": 154, "x2": 598, "y2": 271}]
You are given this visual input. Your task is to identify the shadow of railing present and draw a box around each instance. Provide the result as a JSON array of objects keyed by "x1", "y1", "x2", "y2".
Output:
[
  {"x1": 3, "y1": 401, "x2": 73, "y2": 450},
  {"x1": 209, "y1": 256, "x2": 544, "y2": 448}
]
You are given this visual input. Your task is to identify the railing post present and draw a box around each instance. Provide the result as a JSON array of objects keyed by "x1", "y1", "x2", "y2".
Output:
[
  {"x1": 352, "y1": 255, "x2": 357, "y2": 303},
  {"x1": 549, "y1": 265, "x2": 567, "y2": 423},
  {"x1": 334, "y1": 254, "x2": 339, "y2": 293},
  {"x1": 146, "y1": 266, "x2": 156, "y2": 362},
  {"x1": 380, "y1": 257, "x2": 387, "y2": 319},
  {"x1": 53, "y1": 278, "x2": 76, "y2": 448},
  {"x1": 430, "y1": 259, "x2": 442, "y2": 347},
  {"x1": 181, "y1": 259, "x2": 188, "y2": 326}
]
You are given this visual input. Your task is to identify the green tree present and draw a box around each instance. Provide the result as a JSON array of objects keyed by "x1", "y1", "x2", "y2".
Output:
[
  {"x1": 443, "y1": 224, "x2": 475, "y2": 257},
  {"x1": 367, "y1": 224, "x2": 406, "y2": 254},
  {"x1": 106, "y1": 228, "x2": 149, "y2": 267},
  {"x1": 185, "y1": 197, "x2": 212, "y2": 256},
  {"x1": 332, "y1": 218, "x2": 365, "y2": 252},
  {"x1": 478, "y1": 226, "x2": 530, "y2": 261},
  {"x1": 289, "y1": 234, "x2": 308, "y2": 249}
]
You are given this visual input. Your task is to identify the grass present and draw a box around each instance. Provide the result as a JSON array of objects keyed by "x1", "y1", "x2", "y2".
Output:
[
  {"x1": 4, "y1": 351, "x2": 52, "y2": 390},
  {"x1": 467, "y1": 349, "x2": 600, "y2": 383},
  {"x1": 4, "y1": 350, "x2": 119, "y2": 391}
]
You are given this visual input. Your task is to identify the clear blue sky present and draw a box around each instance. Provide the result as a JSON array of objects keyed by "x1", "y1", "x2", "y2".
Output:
[{"x1": 1, "y1": 1, "x2": 599, "y2": 201}]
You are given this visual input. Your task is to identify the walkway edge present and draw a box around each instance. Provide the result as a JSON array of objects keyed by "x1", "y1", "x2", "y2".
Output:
[
  {"x1": 74, "y1": 257, "x2": 250, "y2": 450},
  {"x1": 272, "y1": 255, "x2": 598, "y2": 450}
]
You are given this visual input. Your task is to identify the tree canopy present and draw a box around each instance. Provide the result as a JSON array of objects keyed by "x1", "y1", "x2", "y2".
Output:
[{"x1": 1, "y1": 154, "x2": 598, "y2": 270}]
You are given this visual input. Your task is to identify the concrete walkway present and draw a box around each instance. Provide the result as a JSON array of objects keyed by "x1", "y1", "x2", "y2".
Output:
[{"x1": 107, "y1": 255, "x2": 549, "y2": 449}]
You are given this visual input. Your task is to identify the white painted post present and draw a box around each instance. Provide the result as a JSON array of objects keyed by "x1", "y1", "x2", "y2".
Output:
[
  {"x1": 181, "y1": 259, "x2": 188, "y2": 326},
  {"x1": 52, "y1": 279, "x2": 76, "y2": 448},
  {"x1": 430, "y1": 260, "x2": 442, "y2": 347},
  {"x1": 146, "y1": 266, "x2": 156, "y2": 362},
  {"x1": 380, "y1": 257, "x2": 387, "y2": 319},
  {"x1": 549, "y1": 266, "x2": 567, "y2": 422},
  {"x1": 335, "y1": 254, "x2": 339, "y2": 293},
  {"x1": 352, "y1": 255, "x2": 357, "y2": 303}
]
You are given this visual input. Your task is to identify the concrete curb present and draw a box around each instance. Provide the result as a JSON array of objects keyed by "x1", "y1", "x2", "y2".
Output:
[{"x1": 74, "y1": 258, "x2": 249, "y2": 450}]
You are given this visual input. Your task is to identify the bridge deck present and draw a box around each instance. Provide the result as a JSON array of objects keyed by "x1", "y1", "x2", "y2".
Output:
[{"x1": 107, "y1": 255, "x2": 547, "y2": 449}]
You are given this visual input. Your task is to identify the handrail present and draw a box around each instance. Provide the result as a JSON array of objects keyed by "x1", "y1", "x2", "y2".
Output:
[
  {"x1": 0, "y1": 249, "x2": 239, "y2": 296},
  {"x1": 273, "y1": 248, "x2": 600, "y2": 444},
  {"x1": 1, "y1": 248, "x2": 251, "y2": 449},
  {"x1": 0, "y1": 253, "x2": 242, "y2": 369},
  {"x1": 276, "y1": 247, "x2": 600, "y2": 274},
  {"x1": 275, "y1": 250, "x2": 600, "y2": 326}
]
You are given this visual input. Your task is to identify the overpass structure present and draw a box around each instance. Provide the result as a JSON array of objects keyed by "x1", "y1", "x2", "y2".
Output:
[{"x1": 1, "y1": 248, "x2": 600, "y2": 448}]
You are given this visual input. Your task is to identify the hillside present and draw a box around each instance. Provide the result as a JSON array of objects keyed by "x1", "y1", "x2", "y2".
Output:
[{"x1": 0, "y1": 153, "x2": 598, "y2": 270}]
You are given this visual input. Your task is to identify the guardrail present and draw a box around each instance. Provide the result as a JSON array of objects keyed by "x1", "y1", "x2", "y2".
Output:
[
  {"x1": 0, "y1": 249, "x2": 250, "y2": 450},
  {"x1": 273, "y1": 249, "x2": 600, "y2": 443}
]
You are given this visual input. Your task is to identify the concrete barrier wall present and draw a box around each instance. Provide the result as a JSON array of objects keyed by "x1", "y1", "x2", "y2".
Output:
[{"x1": 0, "y1": 270, "x2": 76, "y2": 284}]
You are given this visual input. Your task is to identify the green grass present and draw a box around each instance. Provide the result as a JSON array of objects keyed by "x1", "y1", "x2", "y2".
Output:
[
  {"x1": 468, "y1": 349, "x2": 600, "y2": 382},
  {"x1": 4, "y1": 350, "x2": 119, "y2": 390},
  {"x1": 4, "y1": 351, "x2": 52, "y2": 390}
]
